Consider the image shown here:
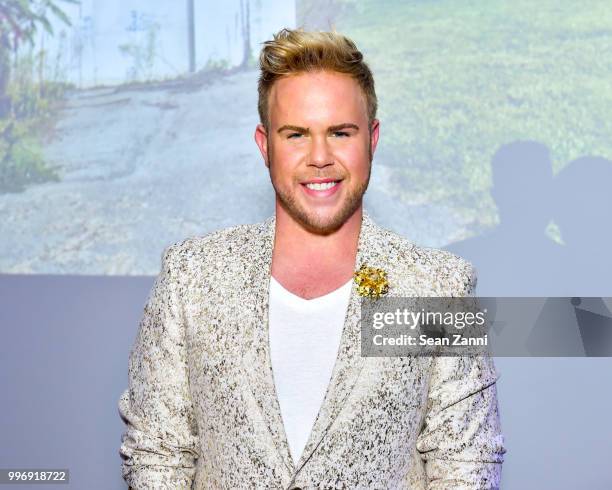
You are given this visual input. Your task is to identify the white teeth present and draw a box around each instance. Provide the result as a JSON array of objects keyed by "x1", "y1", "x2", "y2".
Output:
[{"x1": 305, "y1": 181, "x2": 338, "y2": 191}]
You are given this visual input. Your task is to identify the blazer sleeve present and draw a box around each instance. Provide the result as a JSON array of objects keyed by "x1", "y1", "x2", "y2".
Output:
[
  {"x1": 117, "y1": 244, "x2": 200, "y2": 489},
  {"x1": 415, "y1": 265, "x2": 506, "y2": 489}
]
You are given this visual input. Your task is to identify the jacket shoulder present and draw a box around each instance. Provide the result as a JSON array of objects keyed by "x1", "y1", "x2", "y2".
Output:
[
  {"x1": 380, "y1": 226, "x2": 477, "y2": 296},
  {"x1": 159, "y1": 221, "x2": 264, "y2": 270},
  {"x1": 415, "y1": 244, "x2": 477, "y2": 296}
]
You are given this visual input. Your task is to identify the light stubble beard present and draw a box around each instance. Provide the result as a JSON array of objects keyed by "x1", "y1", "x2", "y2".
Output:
[{"x1": 267, "y1": 139, "x2": 373, "y2": 235}]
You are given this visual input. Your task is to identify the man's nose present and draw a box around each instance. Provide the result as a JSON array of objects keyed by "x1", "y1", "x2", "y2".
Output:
[{"x1": 308, "y1": 135, "x2": 334, "y2": 168}]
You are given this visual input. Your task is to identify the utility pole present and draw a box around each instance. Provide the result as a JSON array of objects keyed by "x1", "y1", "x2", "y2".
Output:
[
  {"x1": 187, "y1": 0, "x2": 196, "y2": 73},
  {"x1": 240, "y1": 0, "x2": 251, "y2": 68}
]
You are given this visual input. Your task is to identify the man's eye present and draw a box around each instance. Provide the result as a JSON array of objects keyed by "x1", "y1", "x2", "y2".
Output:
[
  {"x1": 288, "y1": 133, "x2": 302, "y2": 139},
  {"x1": 333, "y1": 131, "x2": 349, "y2": 137}
]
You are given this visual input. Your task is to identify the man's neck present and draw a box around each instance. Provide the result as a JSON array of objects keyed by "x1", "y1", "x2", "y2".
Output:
[{"x1": 270, "y1": 205, "x2": 362, "y2": 300}]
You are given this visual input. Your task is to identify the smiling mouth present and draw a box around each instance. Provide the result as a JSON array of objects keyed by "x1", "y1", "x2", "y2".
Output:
[
  {"x1": 303, "y1": 181, "x2": 340, "y2": 191},
  {"x1": 300, "y1": 179, "x2": 342, "y2": 198}
]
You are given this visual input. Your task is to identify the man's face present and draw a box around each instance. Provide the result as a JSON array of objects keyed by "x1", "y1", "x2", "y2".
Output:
[{"x1": 254, "y1": 70, "x2": 379, "y2": 234}]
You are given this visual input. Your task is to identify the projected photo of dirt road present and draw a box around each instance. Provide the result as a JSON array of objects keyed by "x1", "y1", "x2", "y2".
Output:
[{"x1": 1, "y1": 0, "x2": 611, "y2": 282}]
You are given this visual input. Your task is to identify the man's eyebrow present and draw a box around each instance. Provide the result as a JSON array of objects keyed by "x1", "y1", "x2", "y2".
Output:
[{"x1": 276, "y1": 123, "x2": 359, "y2": 134}]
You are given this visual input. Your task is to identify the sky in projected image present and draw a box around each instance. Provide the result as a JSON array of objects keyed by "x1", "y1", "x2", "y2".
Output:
[{"x1": 1, "y1": 0, "x2": 610, "y2": 296}]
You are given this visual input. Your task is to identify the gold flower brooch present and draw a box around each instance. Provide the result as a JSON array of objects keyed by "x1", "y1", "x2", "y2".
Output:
[{"x1": 353, "y1": 263, "x2": 389, "y2": 298}]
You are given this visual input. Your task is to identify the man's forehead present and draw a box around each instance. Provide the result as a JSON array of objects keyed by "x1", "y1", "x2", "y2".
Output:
[
  {"x1": 270, "y1": 71, "x2": 361, "y2": 100},
  {"x1": 268, "y1": 71, "x2": 367, "y2": 125}
]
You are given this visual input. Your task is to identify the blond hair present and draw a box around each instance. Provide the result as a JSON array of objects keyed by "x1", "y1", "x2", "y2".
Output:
[{"x1": 257, "y1": 28, "x2": 377, "y2": 132}]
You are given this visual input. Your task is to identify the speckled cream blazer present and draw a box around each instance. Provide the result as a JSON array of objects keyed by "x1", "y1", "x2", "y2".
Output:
[{"x1": 118, "y1": 211, "x2": 506, "y2": 489}]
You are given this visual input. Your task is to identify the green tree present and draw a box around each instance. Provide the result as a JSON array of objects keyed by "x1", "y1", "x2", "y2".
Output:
[{"x1": 0, "y1": 0, "x2": 76, "y2": 116}]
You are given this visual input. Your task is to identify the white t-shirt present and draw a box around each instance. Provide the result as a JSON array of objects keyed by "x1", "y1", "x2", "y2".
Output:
[{"x1": 268, "y1": 275, "x2": 353, "y2": 466}]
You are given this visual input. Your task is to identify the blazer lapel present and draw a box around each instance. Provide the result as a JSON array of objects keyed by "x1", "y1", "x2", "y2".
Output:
[
  {"x1": 240, "y1": 215, "x2": 296, "y2": 476},
  {"x1": 240, "y1": 211, "x2": 390, "y2": 477}
]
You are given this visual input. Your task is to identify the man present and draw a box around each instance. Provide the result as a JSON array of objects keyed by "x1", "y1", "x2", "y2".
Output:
[{"x1": 118, "y1": 28, "x2": 506, "y2": 489}]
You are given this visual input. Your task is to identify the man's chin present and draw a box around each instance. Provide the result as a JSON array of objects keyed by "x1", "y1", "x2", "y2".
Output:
[
  {"x1": 275, "y1": 185, "x2": 366, "y2": 235},
  {"x1": 299, "y1": 216, "x2": 343, "y2": 235},
  {"x1": 292, "y1": 206, "x2": 360, "y2": 235}
]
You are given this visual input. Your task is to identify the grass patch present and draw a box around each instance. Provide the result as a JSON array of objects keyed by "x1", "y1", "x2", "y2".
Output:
[{"x1": 337, "y1": 0, "x2": 612, "y2": 231}]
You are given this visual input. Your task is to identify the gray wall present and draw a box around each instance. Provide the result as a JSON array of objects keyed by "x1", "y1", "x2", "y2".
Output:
[{"x1": 1, "y1": 273, "x2": 611, "y2": 489}]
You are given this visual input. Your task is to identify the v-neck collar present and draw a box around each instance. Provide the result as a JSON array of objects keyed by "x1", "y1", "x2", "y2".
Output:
[{"x1": 269, "y1": 275, "x2": 353, "y2": 307}]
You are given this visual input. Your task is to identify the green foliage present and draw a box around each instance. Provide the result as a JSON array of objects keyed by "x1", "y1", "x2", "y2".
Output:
[
  {"x1": 0, "y1": 73, "x2": 67, "y2": 192},
  {"x1": 203, "y1": 54, "x2": 258, "y2": 72},
  {"x1": 203, "y1": 58, "x2": 230, "y2": 71},
  {"x1": 0, "y1": 0, "x2": 77, "y2": 49},
  {"x1": 0, "y1": 118, "x2": 59, "y2": 193},
  {"x1": 7, "y1": 51, "x2": 70, "y2": 118},
  {"x1": 0, "y1": 1, "x2": 76, "y2": 192},
  {"x1": 119, "y1": 22, "x2": 160, "y2": 82}
]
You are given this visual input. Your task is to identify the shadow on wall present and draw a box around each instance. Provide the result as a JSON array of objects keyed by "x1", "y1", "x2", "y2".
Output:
[{"x1": 443, "y1": 141, "x2": 612, "y2": 297}]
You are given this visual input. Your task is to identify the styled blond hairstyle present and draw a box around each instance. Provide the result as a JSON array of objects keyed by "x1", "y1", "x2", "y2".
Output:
[{"x1": 257, "y1": 28, "x2": 377, "y2": 132}]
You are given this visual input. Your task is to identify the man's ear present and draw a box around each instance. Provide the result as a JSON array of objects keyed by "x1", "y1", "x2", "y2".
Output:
[
  {"x1": 254, "y1": 123, "x2": 270, "y2": 168},
  {"x1": 369, "y1": 118, "x2": 380, "y2": 155}
]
